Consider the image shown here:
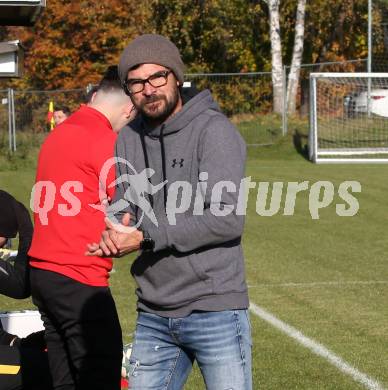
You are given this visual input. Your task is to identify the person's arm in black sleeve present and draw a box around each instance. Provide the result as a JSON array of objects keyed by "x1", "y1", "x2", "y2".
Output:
[{"x1": 0, "y1": 198, "x2": 33, "y2": 299}]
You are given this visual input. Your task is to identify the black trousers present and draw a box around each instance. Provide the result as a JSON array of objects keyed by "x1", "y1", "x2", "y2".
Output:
[
  {"x1": 0, "y1": 257, "x2": 30, "y2": 299},
  {"x1": 30, "y1": 268, "x2": 122, "y2": 390}
]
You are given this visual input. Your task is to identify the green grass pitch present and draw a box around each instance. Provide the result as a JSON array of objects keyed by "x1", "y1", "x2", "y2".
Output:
[{"x1": 0, "y1": 131, "x2": 387, "y2": 389}]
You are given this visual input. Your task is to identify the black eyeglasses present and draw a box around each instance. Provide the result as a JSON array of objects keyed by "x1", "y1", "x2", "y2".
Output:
[{"x1": 124, "y1": 70, "x2": 172, "y2": 95}]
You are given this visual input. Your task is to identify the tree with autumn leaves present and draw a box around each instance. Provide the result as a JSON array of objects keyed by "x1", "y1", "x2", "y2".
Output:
[
  {"x1": 2, "y1": 1, "x2": 150, "y2": 90},
  {"x1": 0, "y1": 0, "x2": 386, "y2": 104}
]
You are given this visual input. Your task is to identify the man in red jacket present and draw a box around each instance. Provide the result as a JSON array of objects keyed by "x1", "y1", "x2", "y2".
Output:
[{"x1": 28, "y1": 66, "x2": 135, "y2": 390}]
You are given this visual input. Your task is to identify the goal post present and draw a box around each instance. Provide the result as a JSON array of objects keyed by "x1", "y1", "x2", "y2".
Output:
[{"x1": 309, "y1": 72, "x2": 388, "y2": 163}]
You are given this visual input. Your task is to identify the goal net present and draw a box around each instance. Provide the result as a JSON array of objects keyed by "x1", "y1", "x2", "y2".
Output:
[{"x1": 309, "y1": 73, "x2": 388, "y2": 163}]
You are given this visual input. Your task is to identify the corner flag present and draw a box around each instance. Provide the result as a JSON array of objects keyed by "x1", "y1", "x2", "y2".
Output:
[{"x1": 47, "y1": 101, "x2": 55, "y2": 130}]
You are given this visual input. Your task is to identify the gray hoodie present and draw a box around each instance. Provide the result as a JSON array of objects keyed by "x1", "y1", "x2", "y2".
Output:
[{"x1": 109, "y1": 89, "x2": 249, "y2": 317}]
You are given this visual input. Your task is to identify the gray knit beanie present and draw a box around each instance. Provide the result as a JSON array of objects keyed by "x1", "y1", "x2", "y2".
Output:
[{"x1": 118, "y1": 34, "x2": 185, "y2": 86}]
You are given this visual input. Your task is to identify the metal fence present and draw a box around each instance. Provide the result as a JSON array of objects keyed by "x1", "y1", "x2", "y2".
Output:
[
  {"x1": 185, "y1": 72, "x2": 278, "y2": 146},
  {"x1": 13, "y1": 89, "x2": 87, "y2": 133},
  {"x1": 0, "y1": 60, "x2": 371, "y2": 154},
  {"x1": 0, "y1": 88, "x2": 89, "y2": 158}
]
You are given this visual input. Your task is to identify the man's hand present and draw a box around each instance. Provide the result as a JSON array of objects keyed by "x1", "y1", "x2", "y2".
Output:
[{"x1": 85, "y1": 213, "x2": 143, "y2": 258}]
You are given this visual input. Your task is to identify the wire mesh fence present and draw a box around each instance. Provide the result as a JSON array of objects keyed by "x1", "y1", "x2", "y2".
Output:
[
  {"x1": 0, "y1": 61, "x2": 381, "y2": 159},
  {"x1": 0, "y1": 88, "x2": 89, "y2": 164},
  {"x1": 13, "y1": 89, "x2": 87, "y2": 134},
  {"x1": 1, "y1": 73, "x2": 280, "y2": 153},
  {"x1": 185, "y1": 72, "x2": 280, "y2": 146}
]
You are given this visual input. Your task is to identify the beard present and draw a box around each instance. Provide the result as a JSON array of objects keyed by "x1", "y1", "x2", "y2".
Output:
[{"x1": 135, "y1": 87, "x2": 180, "y2": 123}]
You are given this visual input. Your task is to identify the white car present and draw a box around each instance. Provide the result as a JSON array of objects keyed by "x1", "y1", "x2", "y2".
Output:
[{"x1": 344, "y1": 89, "x2": 388, "y2": 117}]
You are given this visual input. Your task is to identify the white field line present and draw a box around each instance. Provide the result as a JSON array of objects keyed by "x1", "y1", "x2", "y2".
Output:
[
  {"x1": 248, "y1": 280, "x2": 388, "y2": 288},
  {"x1": 249, "y1": 303, "x2": 386, "y2": 390}
]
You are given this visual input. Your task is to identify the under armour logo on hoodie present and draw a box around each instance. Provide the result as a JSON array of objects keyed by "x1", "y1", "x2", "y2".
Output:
[{"x1": 172, "y1": 158, "x2": 184, "y2": 168}]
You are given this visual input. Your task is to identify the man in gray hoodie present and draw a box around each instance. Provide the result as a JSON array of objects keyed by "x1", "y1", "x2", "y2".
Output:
[{"x1": 88, "y1": 34, "x2": 252, "y2": 390}]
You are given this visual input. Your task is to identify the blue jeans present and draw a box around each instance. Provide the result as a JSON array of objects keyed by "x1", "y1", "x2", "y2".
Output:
[{"x1": 128, "y1": 309, "x2": 252, "y2": 390}]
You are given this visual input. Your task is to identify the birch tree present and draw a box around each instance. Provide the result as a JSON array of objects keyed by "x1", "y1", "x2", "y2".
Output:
[
  {"x1": 286, "y1": 0, "x2": 306, "y2": 114},
  {"x1": 266, "y1": 0, "x2": 284, "y2": 114}
]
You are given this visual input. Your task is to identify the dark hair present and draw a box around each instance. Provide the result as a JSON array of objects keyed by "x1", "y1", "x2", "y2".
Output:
[
  {"x1": 55, "y1": 106, "x2": 71, "y2": 116},
  {"x1": 84, "y1": 85, "x2": 99, "y2": 104},
  {"x1": 97, "y1": 65, "x2": 124, "y2": 93}
]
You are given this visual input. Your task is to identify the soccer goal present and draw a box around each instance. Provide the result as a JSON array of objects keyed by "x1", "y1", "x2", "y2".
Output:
[{"x1": 309, "y1": 72, "x2": 388, "y2": 163}]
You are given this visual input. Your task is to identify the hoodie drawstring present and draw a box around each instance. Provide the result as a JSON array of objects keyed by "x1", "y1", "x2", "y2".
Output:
[
  {"x1": 159, "y1": 125, "x2": 167, "y2": 211},
  {"x1": 140, "y1": 125, "x2": 168, "y2": 212},
  {"x1": 140, "y1": 130, "x2": 153, "y2": 209}
]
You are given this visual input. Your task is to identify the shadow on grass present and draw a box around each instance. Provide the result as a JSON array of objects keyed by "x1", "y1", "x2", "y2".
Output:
[{"x1": 292, "y1": 130, "x2": 310, "y2": 161}]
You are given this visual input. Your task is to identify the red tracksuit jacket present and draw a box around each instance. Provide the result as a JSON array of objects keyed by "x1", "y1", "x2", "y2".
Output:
[{"x1": 29, "y1": 106, "x2": 117, "y2": 286}]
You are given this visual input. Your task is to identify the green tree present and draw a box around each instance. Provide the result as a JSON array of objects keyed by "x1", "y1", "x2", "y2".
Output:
[
  {"x1": 301, "y1": 0, "x2": 384, "y2": 67},
  {"x1": 150, "y1": 0, "x2": 270, "y2": 73}
]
